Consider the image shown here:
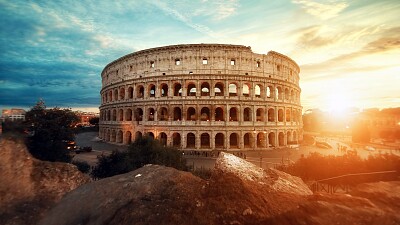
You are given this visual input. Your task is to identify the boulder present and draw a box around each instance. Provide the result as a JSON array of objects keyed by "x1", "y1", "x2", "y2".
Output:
[{"x1": 0, "y1": 137, "x2": 90, "y2": 225}]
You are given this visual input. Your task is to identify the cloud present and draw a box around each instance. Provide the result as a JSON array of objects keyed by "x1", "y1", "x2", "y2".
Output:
[{"x1": 292, "y1": 0, "x2": 348, "y2": 20}]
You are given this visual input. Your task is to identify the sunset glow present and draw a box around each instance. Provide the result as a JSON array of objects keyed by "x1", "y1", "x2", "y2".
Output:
[{"x1": 0, "y1": 0, "x2": 399, "y2": 113}]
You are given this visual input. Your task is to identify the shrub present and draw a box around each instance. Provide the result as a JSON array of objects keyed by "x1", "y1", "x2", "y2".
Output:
[{"x1": 72, "y1": 160, "x2": 91, "y2": 173}]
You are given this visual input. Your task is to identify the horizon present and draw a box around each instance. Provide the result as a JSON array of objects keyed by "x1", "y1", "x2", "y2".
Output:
[{"x1": 1, "y1": 1, "x2": 399, "y2": 114}]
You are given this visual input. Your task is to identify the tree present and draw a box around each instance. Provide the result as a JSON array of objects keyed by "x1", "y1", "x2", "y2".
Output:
[
  {"x1": 25, "y1": 99, "x2": 79, "y2": 162},
  {"x1": 89, "y1": 117, "x2": 99, "y2": 126},
  {"x1": 91, "y1": 137, "x2": 187, "y2": 179}
]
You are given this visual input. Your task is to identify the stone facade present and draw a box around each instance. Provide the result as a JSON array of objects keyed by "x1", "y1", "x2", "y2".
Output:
[{"x1": 99, "y1": 44, "x2": 302, "y2": 151}]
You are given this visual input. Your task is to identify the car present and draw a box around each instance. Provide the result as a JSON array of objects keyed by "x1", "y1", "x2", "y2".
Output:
[
  {"x1": 64, "y1": 141, "x2": 78, "y2": 151},
  {"x1": 75, "y1": 146, "x2": 93, "y2": 154},
  {"x1": 365, "y1": 146, "x2": 375, "y2": 151},
  {"x1": 315, "y1": 141, "x2": 332, "y2": 149}
]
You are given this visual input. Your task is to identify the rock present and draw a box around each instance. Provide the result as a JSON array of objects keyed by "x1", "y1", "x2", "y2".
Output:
[{"x1": 0, "y1": 137, "x2": 90, "y2": 225}]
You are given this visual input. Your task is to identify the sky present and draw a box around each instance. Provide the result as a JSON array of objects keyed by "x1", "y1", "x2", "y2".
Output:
[{"x1": 0, "y1": 0, "x2": 399, "y2": 114}]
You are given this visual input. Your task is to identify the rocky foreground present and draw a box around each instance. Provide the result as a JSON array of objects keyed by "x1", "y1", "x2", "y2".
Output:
[{"x1": 1, "y1": 137, "x2": 400, "y2": 225}]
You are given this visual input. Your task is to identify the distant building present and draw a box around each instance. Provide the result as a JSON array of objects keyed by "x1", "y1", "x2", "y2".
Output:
[
  {"x1": 1, "y1": 108, "x2": 26, "y2": 122},
  {"x1": 75, "y1": 111, "x2": 99, "y2": 126}
]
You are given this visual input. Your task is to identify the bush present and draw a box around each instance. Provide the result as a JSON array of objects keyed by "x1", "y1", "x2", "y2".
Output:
[
  {"x1": 91, "y1": 137, "x2": 187, "y2": 179},
  {"x1": 72, "y1": 160, "x2": 91, "y2": 173}
]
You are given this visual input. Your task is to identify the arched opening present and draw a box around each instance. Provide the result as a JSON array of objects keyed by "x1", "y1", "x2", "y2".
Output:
[
  {"x1": 229, "y1": 107, "x2": 238, "y2": 121},
  {"x1": 243, "y1": 107, "x2": 251, "y2": 121},
  {"x1": 106, "y1": 129, "x2": 110, "y2": 141},
  {"x1": 287, "y1": 131, "x2": 293, "y2": 144},
  {"x1": 244, "y1": 133, "x2": 252, "y2": 148},
  {"x1": 186, "y1": 133, "x2": 195, "y2": 148},
  {"x1": 187, "y1": 107, "x2": 196, "y2": 121},
  {"x1": 114, "y1": 89, "x2": 118, "y2": 101},
  {"x1": 128, "y1": 87, "x2": 134, "y2": 99},
  {"x1": 291, "y1": 90, "x2": 294, "y2": 101},
  {"x1": 278, "y1": 109, "x2": 284, "y2": 122},
  {"x1": 215, "y1": 133, "x2": 224, "y2": 148},
  {"x1": 293, "y1": 131, "x2": 298, "y2": 143},
  {"x1": 255, "y1": 85, "x2": 261, "y2": 98},
  {"x1": 112, "y1": 109, "x2": 117, "y2": 121},
  {"x1": 276, "y1": 86, "x2": 282, "y2": 100},
  {"x1": 215, "y1": 107, "x2": 224, "y2": 121},
  {"x1": 201, "y1": 82, "x2": 210, "y2": 96},
  {"x1": 111, "y1": 130, "x2": 116, "y2": 142},
  {"x1": 159, "y1": 132, "x2": 167, "y2": 146},
  {"x1": 149, "y1": 84, "x2": 156, "y2": 97},
  {"x1": 173, "y1": 83, "x2": 182, "y2": 96},
  {"x1": 158, "y1": 107, "x2": 168, "y2": 121},
  {"x1": 117, "y1": 130, "x2": 123, "y2": 143},
  {"x1": 160, "y1": 83, "x2": 168, "y2": 97},
  {"x1": 200, "y1": 133, "x2": 210, "y2": 148},
  {"x1": 267, "y1": 86, "x2": 273, "y2": 99},
  {"x1": 286, "y1": 109, "x2": 291, "y2": 122},
  {"x1": 108, "y1": 90, "x2": 112, "y2": 102},
  {"x1": 229, "y1": 83, "x2": 237, "y2": 96},
  {"x1": 187, "y1": 83, "x2": 196, "y2": 96},
  {"x1": 268, "y1": 108, "x2": 275, "y2": 122},
  {"x1": 256, "y1": 108, "x2": 264, "y2": 122},
  {"x1": 107, "y1": 110, "x2": 111, "y2": 121},
  {"x1": 257, "y1": 132, "x2": 265, "y2": 148},
  {"x1": 147, "y1": 132, "x2": 155, "y2": 139},
  {"x1": 242, "y1": 84, "x2": 250, "y2": 97},
  {"x1": 200, "y1": 107, "x2": 210, "y2": 121},
  {"x1": 125, "y1": 131, "x2": 132, "y2": 145},
  {"x1": 135, "y1": 108, "x2": 143, "y2": 121},
  {"x1": 214, "y1": 83, "x2": 224, "y2": 96},
  {"x1": 278, "y1": 132, "x2": 285, "y2": 146},
  {"x1": 229, "y1": 133, "x2": 239, "y2": 148},
  {"x1": 148, "y1": 108, "x2": 155, "y2": 121},
  {"x1": 135, "y1": 131, "x2": 142, "y2": 140},
  {"x1": 118, "y1": 109, "x2": 124, "y2": 121},
  {"x1": 173, "y1": 107, "x2": 182, "y2": 121},
  {"x1": 119, "y1": 87, "x2": 125, "y2": 100},
  {"x1": 285, "y1": 88, "x2": 289, "y2": 100},
  {"x1": 126, "y1": 109, "x2": 132, "y2": 121},
  {"x1": 268, "y1": 132, "x2": 275, "y2": 147},
  {"x1": 172, "y1": 133, "x2": 181, "y2": 147},
  {"x1": 137, "y1": 85, "x2": 144, "y2": 98}
]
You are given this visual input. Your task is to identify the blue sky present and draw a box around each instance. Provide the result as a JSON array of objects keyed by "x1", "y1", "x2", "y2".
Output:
[{"x1": 0, "y1": 0, "x2": 399, "y2": 114}]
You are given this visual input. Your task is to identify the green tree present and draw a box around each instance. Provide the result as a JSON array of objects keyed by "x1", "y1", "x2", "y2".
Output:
[
  {"x1": 91, "y1": 137, "x2": 187, "y2": 179},
  {"x1": 25, "y1": 99, "x2": 79, "y2": 162},
  {"x1": 89, "y1": 117, "x2": 99, "y2": 126}
]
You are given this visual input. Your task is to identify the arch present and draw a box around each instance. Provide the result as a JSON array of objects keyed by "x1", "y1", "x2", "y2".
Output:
[
  {"x1": 173, "y1": 83, "x2": 182, "y2": 96},
  {"x1": 111, "y1": 130, "x2": 116, "y2": 142},
  {"x1": 215, "y1": 133, "x2": 224, "y2": 148},
  {"x1": 128, "y1": 87, "x2": 134, "y2": 99},
  {"x1": 242, "y1": 84, "x2": 250, "y2": 97},
  {"x1": 107, "y1": 110, "x2": 111, "y2": 121},
  {"x1": 214, "y1": 82, "x2": 224, "y2": 96},
  {"x1": 278, "y1": 109, "x2": 284, "y2": 122},
  {"x1": 256, "y1": 108, "x2": 264, "y2": 122},
  {"x1": 257, "y1": 132, "x2": 266, "y2": 148},
  {"x1": 186, "y1": 133, "x2": 195, "y2": 148},
  {"x1": 117, "y1": 130, "x2": 123, "y2": 143},
  {"x1": 293, "y1": 131, "x2": 298, "y2": 143},
  {"x1": 229, "y1": 133, "x2": 239, "y2": 148},
  {"x1": 106, "y1": 129, "x2": 110, "y2": 142},
  {"x1": 278, "y1": 132, "x2": 285, "y2": 146},
  {"x1": 126, "y1": 108, "x2": 132, "y2": 121},
  {"x1": 187, "y1": 107, "x2": 196, "y2": 121},
  {"x1": 112, "y1": 109, "x2": 117, "y2": 121},
  {"x1": 229, "y1": 107, "x2": 238, "y2": 121},
  {"x1": 255, "y1": 84, "x2": 261, "y2": 98},
  {"x1": 201, "y1": 82, "x2": 210, "y2": 96},
  {"x1": 148, "y1": 108, "x2": 155, "y2": 121},
  {"x1": 118, "y1": 109, "x2": 124, "y2": 121},
  {"x1": 125, "y1": 131, "x2": 132, "y2": 145},
  {"x1": 243, "y1": 107, "x2": 251, "y2": 121},
  {"x1": 267, "y1": 85, "x2": 274, "y2": 99},
  {"x1": 108, "y1": 90, "x2": 112, "y2": 102},
  {"x1": 268, "y1": 132, "x2": 275, "y2": 147},
  {"x1": 159, "y1": 132, "x2": 167, "y2": 146},
  {"x1": 147, "y1": 132, "x2": 155, "y2": 139},
  {"x1": 187, "y1": 83, "x2": 196, "y2": 96},
  {"x1": 172, "y1": 133, "x2": 181, "y2": 147},
  {"x1": 229, "y1": 83, "x2": 237, "y2": 96},
  {"x1": 215, "y1": 107, "x2": 224, "y2": 121},
  {"x1": 137, "y1": 85, "x2": 144, "y2": 98},
  {"x1": 244, "y1": 133, "x2": 252, "y2": 148},
  {"x1": 160, "y1": 83, "x2": 168, "y2": 97},
  {"x1": 285, "y1": 88, "x2": 289, "y2": 100},
  {"x1": 119, "y1": 87, "x2": 125, "y2": 100},
  {"x1": 200, "y1": 107, "x2": 210, "y2": 121},
  {"x1": 290, "y1": 89, "x2": 294, "y2": 101},
  {"x1": 276, "y1": 86, "x2": 282, "y2": 100},
  {"x1": 148, "y1": 84, "x2": 156, "y2": 97},
  {"x1": 114, "y1": 89, "x2": 118, "y2": 101},
  {"x1": 135, "y1": 131, "x2": 143, "y2": 140},
  {"x1": 135, "y1": 108, "x2": 143, "y2": 121},
  {"x1": 286, "y1": 109, "x2": 291, "y2": 122},
  {"x1": 287, "y1": 131, "x2": 293, "y2": 144},
  {"x1": 158, "y1": 107, "x2": 168, "y2": 121},
  {"x1": 268, "y1": 108, "x2": 275, "y2": 122},
  {"x1": 173, "y1": 107, "x2": 182, "y2": 121},
  {"x1": 200, "y1": 133, "x2": 210, "y2": 148}
]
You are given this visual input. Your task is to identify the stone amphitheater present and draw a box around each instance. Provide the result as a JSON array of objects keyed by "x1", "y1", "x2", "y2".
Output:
[{"x1": 99, "y1": 44, "x2": 302, "y2": 151}]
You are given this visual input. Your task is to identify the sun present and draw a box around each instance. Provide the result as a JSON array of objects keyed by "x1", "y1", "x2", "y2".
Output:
[{"x1": 327, "y1": 92, "x2": 353, "y2": 114}]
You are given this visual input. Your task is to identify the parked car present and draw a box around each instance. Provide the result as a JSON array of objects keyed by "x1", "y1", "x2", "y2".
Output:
[{"x1": 75, "y1": 146, "x2": 93, "y2": 154}]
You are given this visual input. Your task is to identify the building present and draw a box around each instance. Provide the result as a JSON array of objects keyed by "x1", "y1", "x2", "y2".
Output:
[
  {"x1": 1, "y1": 108, "x2": 26, "y2": 122},
  {"x1": 75, "y1": 111, "x2": 99, "y2": 126},
  {"x1": 99, "y1": 44, "x2": 302, "y2": 151}
]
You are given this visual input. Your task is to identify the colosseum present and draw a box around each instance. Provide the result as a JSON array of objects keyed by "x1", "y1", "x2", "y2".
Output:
[{"x1": 99, "y1": 44, "x2": 302, "y2": 152}]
